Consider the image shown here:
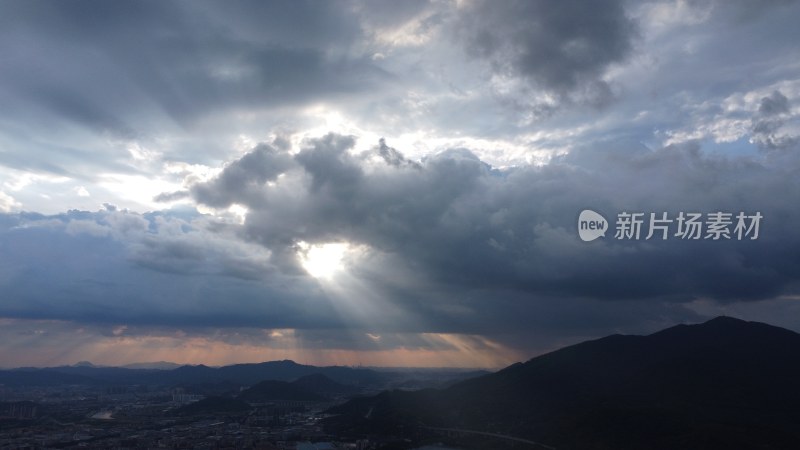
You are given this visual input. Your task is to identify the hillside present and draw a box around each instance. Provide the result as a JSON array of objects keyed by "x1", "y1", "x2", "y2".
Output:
[{"x1": 327, "y1": 317, "x2": 800, "y2": 449}]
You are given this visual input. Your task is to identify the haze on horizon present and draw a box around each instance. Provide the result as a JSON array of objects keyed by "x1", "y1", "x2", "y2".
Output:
[{"x1": 1, "y1": 0, "x2": 800, "y2": 369}]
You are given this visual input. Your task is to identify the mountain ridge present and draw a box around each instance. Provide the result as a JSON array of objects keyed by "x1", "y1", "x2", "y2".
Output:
[
  {"x1": 0, "y1": 358, "x2": 387, "y2": 387},
  {"x1": 326, "y1": 316, "x2": 800, "y2": 450}
]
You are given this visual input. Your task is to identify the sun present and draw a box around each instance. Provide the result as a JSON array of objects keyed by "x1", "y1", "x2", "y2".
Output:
[{"x1": 298, "y1": 242, "x2": 349, "y2": 279}]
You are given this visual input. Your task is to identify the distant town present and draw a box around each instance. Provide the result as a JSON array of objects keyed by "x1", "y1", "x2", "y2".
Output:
[{"x1": 0, "y1": 360, "x2": 484, "y2": 449}]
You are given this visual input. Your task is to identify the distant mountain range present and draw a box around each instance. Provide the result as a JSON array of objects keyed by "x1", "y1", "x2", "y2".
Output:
[
  {"x1": 326, "y1": 317, "x2": 800, "y2": 450},
  {"x1": 65, "y1": 361, "x2": 182, "y2": 370},
  {"x1": 0, "y1": 359, "x2": 486, "y2": 390},
  {"x1": 0, "y1": 359, "x2": 387, "y2": 388},
  {"x1": 165, "y1": 359, "x2": 388, "y2": 386},
  {"x1": 120, "y1": 361, "x2": 183, "y2": 370}
]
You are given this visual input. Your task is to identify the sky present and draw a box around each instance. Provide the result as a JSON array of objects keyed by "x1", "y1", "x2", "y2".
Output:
[{"x1": 1, "y1": 0, "x2": 800, "y2": 369}]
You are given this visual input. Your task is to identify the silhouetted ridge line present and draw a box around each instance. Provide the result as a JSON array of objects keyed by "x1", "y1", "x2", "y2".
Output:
[{"x1": 326, "y1": 316, "x2": 800, "y2": 450}]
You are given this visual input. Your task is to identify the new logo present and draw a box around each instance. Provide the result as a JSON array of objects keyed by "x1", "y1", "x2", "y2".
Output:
[{"x1": 578, "y1": 209, "x2": 608, "y2": 242}]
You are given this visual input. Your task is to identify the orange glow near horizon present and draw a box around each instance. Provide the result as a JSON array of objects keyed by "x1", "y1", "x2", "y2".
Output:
[
  {"x1": 0, "y1": 319, "x2": 525, "y2": 369},
  {"x1": 82, "y1": 335, "x2": 521, "y2": 369}
]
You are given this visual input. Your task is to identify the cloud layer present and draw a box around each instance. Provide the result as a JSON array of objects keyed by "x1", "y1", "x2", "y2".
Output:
[
  {"x1": 1, "y1": 0, "x2": 800, "y2": 366},
  {"x1": 3, "y1": 130, "x2": 800, "y2": 364}
]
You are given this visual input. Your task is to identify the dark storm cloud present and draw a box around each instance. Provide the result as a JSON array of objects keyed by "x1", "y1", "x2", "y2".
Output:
[
  {"x1": 454, "y1": 0, "x2": 636, "y2": 101},
  {"x1": 153, "y1": 191, "x2": 191, "y2": 203},
  {"x1": 191, "y1": 143, "x2": 295, "y2": 208},
  {"x1": 759, "y1": 91, "x2": 790, "y2": 116},
  {"x1": 751, "y1": 91, "x2": 798, "y2": 150},
  {"x1": 2, "y1": 134, "x2": 799, "y2": 352},
  {"x1": 377, "y1": 138, "x2": 422, "y2": 168},
  {"x1": 4, "y1": 0, "x2": 800, "y2": 360},
  {"x1": 189, "y1": 135, "x2": 800, "y2": 312},
  {"x1": 0, "y1": 209, "x2": 346, "y2": 329},
  {"x1": 1, "y1": 0, "x2": 386, "y2": 118},
  {"x1": 714, "y1": 0, "x2": 798, "y2": 21},
  {"x1": 0, "y1": 0, "x2": 388, "y2": 174}
]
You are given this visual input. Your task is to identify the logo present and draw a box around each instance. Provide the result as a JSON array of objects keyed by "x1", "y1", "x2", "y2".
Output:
[
  {"x1": 578, "y1": 209, "x2": 608, "y2": 242},
  {"x1": 576, "y1": 209, "x2": 762, "y2": 241}
]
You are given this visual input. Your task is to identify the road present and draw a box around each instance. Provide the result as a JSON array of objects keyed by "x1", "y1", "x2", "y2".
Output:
[{"x1": 422, "y1": 425, "x2": 556, "y2": 449}]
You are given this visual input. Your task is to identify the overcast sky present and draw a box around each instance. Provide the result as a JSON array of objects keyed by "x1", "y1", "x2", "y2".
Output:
[{"x1": 1, "y1": 0, "x2": 799, "y2": 368}]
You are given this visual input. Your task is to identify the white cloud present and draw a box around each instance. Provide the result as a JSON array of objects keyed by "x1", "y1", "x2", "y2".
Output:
[{"x1": 0, "y1": 191, "x2": 20, "y2": 212}]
